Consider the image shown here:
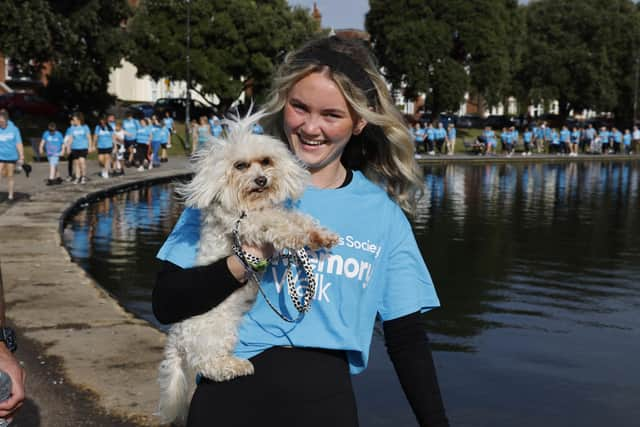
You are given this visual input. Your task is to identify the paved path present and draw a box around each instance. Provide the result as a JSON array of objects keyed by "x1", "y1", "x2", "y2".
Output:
[
  {"x1": 0, "y1": 157, "x2": 191, "y2": 426},
  {"x1": 0, "y1": 151, "x2": 637, "y2": 426}
]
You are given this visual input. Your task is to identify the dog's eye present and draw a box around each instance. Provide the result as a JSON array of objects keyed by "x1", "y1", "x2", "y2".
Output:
[
  {"x1": 261, "y1": 158, "x2": 271, "y2": 166},
  {"x1": 234, "y1": 161, "x2": 249, "y2": 170}
]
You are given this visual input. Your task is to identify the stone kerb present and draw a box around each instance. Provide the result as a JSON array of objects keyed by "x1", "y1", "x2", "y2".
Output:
[{"x1": 0, "y1": 165, "x2": 190, "y2": 426}]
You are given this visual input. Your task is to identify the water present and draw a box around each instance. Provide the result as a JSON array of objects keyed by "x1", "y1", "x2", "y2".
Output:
[{"x1": 62, "y1": 161, "x2": 640, "y2": 427}]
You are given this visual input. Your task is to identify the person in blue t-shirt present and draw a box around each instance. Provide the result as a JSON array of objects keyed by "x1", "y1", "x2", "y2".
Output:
[
  {"x1": 598, "y1": 127, "x2": 610, "y2": 154},
  {"x1": 193, "y1": 116, "x2": 212, "y2": 153},
  {"x1": 150, "y1": 115, "x2": 169, "y2": 168},
  {"x1": 559, "y1": 126, "x2": 571, "y2": 155},
  {"x1": 500, "y1": 127, "x2": 513, "y2": 156},
  {"x1": 163, "y1": 111, "x2": 175, "y2": 149},
  {"x1": 65, "y1": 112, "x2": 92, "y2": 184},
  {"x1": 570, "y1": 126, "x2": 580, "y2": 156},
  {"x1": 611, "y1": 127, "x2": 623, "y2": 154},
  {"x1": 93, "y1": 117, "x2": 115, "y2": 179},
  {"x1": 522, "y1": 127, "x2": 533, "y2": 156},
  {"x1": 623, "y1": 129, "x2": 632, "y2": 154},
  {"x1": 446, "y1": 123, "x2": 456, "y2": 155},
  {"x1": 153, "y1": 36, "x2": 448, "y2": 427},
  {"x1": 210, "y1": 117, "x2": 223, "y2": 139},
  {"x1": 0, "y1": 111, "x2": 24, "y2": 200},
  {"x1": 135, "y1": 118, "x2": 152, "y2": 170},
  {"x1": 425, "y1": 122, "x2": 436, "y2": 155},
  {"x1": 122, "y1": 112, "x2": 139, "y2": 166},
  {"x1": 38, "y1": 122, "x2": 65, "y2": 185},
  {"x1": 549, "y1": 128, "x2": 561, "y2": 154},
  {"x1": 484, "y1": 126, "x2": 496, "y2": 155}
]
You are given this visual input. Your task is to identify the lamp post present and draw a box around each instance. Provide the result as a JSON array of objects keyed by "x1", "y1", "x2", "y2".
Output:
[{"x1": 185, "y1": 0, "x2": 192, "y2": 150}]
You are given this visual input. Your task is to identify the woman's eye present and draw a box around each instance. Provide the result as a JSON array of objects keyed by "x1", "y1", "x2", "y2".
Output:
[
  {"x1": 234, "y1": 162, "x2": 249, "y2": 170},
  {"x1": 261, "y1": 158, "x2": 271, "y2": 166}
]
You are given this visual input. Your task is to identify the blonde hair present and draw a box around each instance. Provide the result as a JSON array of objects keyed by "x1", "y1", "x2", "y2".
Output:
[{"x1": 261, "y1": 36, "x2": 423, "y2": 216}]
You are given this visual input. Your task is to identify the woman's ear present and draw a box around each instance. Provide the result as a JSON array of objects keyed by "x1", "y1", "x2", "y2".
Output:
[{"x1": 353, "y1": 117, "x2": 367, "y2": 136}]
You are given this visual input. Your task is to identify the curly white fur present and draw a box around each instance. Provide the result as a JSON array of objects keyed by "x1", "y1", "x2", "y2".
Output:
[{"x1": 157, "y1": 113, "x2": 339, "y2": 425}]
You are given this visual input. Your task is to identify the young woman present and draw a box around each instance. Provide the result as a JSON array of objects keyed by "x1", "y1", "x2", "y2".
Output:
[
  {"x1": 65, "y1": 113, "x2": 92, "y2": 184},
  {"x1": 39, "y1": 122, "x2": 64, "y2": 184},
  {"x1": 153, "y1": 36, "x2": 449, "y2": 427},
  {"x1": 0, "y1": 111, "x2": 24, "y2": 200},
  {"x1": 446, "y1": 123, "x2": 456, "y2": 155},
  {"x1": 93, "y1": 118, "x2": 114, "y2": 178},
  {"x1": 135, "y1": 118, "x2": 152, "y2": 171}
]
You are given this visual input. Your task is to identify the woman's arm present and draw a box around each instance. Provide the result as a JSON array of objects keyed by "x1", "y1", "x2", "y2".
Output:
[
  {"x1": 383, "y1": 311, "x2": 449, "y2": 427},
  {"x1": 153, "y1": 257, "x2": 247, "y2": 324}
]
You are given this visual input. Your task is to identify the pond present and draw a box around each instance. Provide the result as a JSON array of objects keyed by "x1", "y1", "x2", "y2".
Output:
[{"x1": 62, "y1": 160, "x2": 640, "y2": 427}]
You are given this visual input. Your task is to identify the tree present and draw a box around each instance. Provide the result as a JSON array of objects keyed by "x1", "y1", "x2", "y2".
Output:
[
  {"x1": 0, "y1": 1, "x2": 133, "y2": 115},
  {"x1": 518, "y1": 0, "x2": 640, "y2": 122},
  {"x1": 366, "y1": 0, "x2": 518, "y2": 116},
  {"x1": 126, "y1": 0, "x2": 319, "y2": 112}
]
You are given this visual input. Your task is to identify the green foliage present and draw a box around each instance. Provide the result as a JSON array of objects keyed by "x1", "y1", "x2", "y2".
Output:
[
  {"x1": 126, "y1": 0, "x2": 319, "y2": 112},
  {"x1": 519, "y1": 0, "x2": 640, "y2": 120},
  {"x1": 0, "y1": 1, "x2": 133, "y2": 114},
  {"x1": 366, "y1": 0, "x2": 519, "y2": 114}
]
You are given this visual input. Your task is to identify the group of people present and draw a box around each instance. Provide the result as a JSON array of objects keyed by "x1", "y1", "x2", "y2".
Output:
[
  {"x1": 411, "y1": 121, "x2": 457, "y2": 156},
  {"x1": 476, "y1": 122, "x2": 640, "y2": 157},
  {"x1": 189, "y1": 113, "x2": 263, "y2": 153},
  {"x1": 38, "y1": 110, "x2": 175, "y2": 186}
]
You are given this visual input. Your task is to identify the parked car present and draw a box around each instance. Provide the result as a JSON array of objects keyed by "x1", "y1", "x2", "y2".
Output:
[
  {"x1": 455, "y1": 115, "x2": 484, "y2": 129},
  {"x1": 483, "y1": 115, "x2": 518, "y2": 129},
  {"x1": 153, "y1": 98, "x2": 217, "y2": 121},
  {"x1": 126, "y1": 103, "x2": 155, "y2": 119},
  {"x1": 0, "y1": 92, "x2": 63, "y2": 118}
]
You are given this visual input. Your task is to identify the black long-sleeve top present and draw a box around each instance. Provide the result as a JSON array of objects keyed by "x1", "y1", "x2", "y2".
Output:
[{"x1": 153, "y1": 260, "x2": 449, "y2": 427}]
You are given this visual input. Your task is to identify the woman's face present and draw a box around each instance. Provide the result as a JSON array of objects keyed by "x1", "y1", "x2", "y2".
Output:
[{"x1": 283, "y1": 72, "x2": 366, "y2": 174}]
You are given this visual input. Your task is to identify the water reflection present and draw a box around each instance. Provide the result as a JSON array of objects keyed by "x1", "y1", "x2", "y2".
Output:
[{"x1": 63, "y1": 161, "x2": 640, "y2": 427}]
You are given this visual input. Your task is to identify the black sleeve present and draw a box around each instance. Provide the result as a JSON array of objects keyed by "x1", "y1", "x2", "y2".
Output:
[
  {"x1": 152, "y1": 259, "x2": 245, "y2": 324},
  {"x1": 383, "y1": 311, "x2": 449, "y2": 427}
]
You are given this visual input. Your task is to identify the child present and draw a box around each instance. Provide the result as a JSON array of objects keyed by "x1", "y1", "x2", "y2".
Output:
[
  {"x1": 112, "y1": 121, "x2": 126, "y2": 176},
  {"x1": 39, "y1": 122, "x2": 64, "y2": 185}
]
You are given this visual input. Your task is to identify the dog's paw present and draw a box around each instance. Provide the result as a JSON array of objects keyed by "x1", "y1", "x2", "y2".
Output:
[
  {"x1": 201, "y1": 356, "x2": 255, "y2": 382},
  {"x1": 307, "y1": 229, "x2": 340, "y2": 250}
]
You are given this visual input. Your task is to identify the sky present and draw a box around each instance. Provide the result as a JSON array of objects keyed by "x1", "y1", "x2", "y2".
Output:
[
  {"x1": 288, "y1": 1, "x2": 530, "y2": 31},
  {"x1": 288, "y1": 0, "x2": 369, "y2": 30}
]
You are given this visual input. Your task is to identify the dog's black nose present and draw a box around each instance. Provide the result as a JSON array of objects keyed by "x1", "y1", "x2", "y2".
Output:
[{"x1": 254, "y1": 176, "x2": 267, "y2": 187}]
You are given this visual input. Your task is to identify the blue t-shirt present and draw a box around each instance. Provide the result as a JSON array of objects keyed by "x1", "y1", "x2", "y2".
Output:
[
  {"x1": 523, "y1": 130, "x2": 532, "y2": 142},
  {"x1": 123, "y1": 118, "x2": 139, "y2": 141},
  {"x1": 94, "y1": 126, "x2": 113, "y2": 149},
  {"x1": 211, "y1": 124, "x2": 223, "y2": 138},
  {"x1": 157, "y1": 171, "x2": 440, "y2": 375},
  {"x1": 65, "y1": 125, "x2": 91, "y2": 150},
  {"x1": 163, "y1": 117, "x2": 174, "y2": 131},
  {"x1": 136, "y1": 126, "x2": 152, "y2": 145},
  {"x1": 426, "y1": 128, "x2": 435, "y2": 141},
  {"x1": 252, "y1": 124, "x2": 264, "y2": 134},
  {"x1": 585, "y1": 128, "x2": 596, "y2": 140},
  {"x1": 0, "y1": 125, "x2": 22, "y2": 161},
  {"x1": 152, "y1": 125, "x2": 169, "y2": 143},
  {"x1": 560, "y1": 129, "x2": 571, "y2": 143},
  {"x1": 435, "y1": 128, "x2": 446, "y2": 139},
  {"x1": 599, "y1": 130, "x2": 610, "y2": 142},
  {"x1": 42, "y1": 130, "x2": 64, "y2": 157},
  {"x1": 414, "y1": 128, "x2": 425, "y2": 142},
  {"x1": 623, "y1": 133, "x2": 632, "y2": 146},
  {"x1": 448, "y1": 128, "x2": 456, "y2": 140},
  {"x1": 550, "y1": 130, "x2": 560, "y2": 144},
  {"x1": 613, "y1": 130, "x2": 622, "y2": 143},
  {"x1": 484, "y1": 130, "x2": 496, "y2": 145},
  {"x1": 571, "y1": 130, "x2": 580, "y2": 143}
]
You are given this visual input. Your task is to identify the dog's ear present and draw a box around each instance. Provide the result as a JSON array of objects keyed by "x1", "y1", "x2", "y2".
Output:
[{"x1": 178, "y1": 142, "x2": 227, "y2": 208}]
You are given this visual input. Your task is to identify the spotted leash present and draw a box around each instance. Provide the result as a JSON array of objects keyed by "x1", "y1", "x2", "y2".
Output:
[{"x1": 232, "y1": 214, "x2": 316, "y2": 322}]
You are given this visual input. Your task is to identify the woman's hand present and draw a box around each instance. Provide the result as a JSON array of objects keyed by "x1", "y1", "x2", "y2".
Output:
[
  {"x1": 226, "y1": 243, "x2": 275, "y2": 284},
  {"x1": 0, "y1": 345, "x2": 25, "y2": 421}
]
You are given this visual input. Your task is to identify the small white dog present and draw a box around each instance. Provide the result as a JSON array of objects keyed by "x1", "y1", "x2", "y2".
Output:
[{"x1": 157, "y1": 114, "x2": 339, "y2": 425}]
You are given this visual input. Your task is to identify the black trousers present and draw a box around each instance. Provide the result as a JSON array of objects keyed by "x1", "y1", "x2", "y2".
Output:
[{"x1": 187, "y1": 347, "x2": 359, "y2": 427}]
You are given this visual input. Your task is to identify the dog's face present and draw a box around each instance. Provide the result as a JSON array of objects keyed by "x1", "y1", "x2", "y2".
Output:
[{"x1": 182, "y1": 121, "x2": 310, "y2": 213}]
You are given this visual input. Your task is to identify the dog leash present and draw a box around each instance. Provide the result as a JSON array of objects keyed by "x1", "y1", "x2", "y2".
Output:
[{"x1": 232, "y1": 213, "x2": 316, "y2": 323}]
